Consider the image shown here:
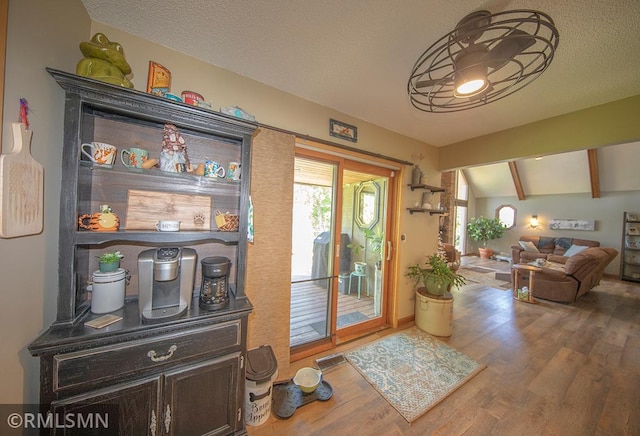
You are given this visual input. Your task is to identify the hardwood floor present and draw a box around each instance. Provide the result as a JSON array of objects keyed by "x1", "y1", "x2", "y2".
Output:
[{"x1": 250, "y1": 259, "x2": 640, "y2": 435}]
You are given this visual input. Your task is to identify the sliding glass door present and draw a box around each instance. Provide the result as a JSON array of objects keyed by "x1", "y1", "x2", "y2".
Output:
[
  {"x1": 290, "y1": 149, "x2": 396, "y2": 349},
  {"x1": 290, "y1": 156, "x2": 337, "y2": 347},
  {"x1": 336, "y1": 165, "x2": 389, "y2": 329}
]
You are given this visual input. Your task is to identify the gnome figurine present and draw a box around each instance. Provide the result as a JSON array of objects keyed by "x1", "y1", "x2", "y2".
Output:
[{"x1": 160, "y1": 123, "x2": 191, "y2": 173}]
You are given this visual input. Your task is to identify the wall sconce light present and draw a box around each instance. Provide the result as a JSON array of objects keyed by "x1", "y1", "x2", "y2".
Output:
[{"x1": 530, "y1": 215, "x2": 539, "y2": 228}]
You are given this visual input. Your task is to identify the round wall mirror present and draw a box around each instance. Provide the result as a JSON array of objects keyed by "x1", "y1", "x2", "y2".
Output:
[{"x1": 496, "y1": 204, "x2": 517, "y2": 229}]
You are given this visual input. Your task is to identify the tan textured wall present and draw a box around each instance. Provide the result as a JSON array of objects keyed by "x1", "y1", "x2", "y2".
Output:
[
  {"x1": 245, "y1": 128, "x2": 295, "y2": 378},
  {"x1": 438, "y1": 94, "x2": 640, "y2": 171}
]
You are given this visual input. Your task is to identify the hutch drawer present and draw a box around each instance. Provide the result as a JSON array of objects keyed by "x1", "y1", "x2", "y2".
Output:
[{"x1": 53, "y1": 320, "x2": 241, "y2": 392}]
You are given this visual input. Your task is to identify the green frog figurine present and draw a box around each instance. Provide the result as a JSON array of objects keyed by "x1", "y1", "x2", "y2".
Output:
[{"x1": 76, "y1": 33, "x2": 133, "y2": 88}]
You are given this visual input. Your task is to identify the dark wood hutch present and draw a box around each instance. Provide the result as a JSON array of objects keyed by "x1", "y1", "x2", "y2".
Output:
[{"x1": 28, "y1": 68, "x2": 255, "y2": 435}]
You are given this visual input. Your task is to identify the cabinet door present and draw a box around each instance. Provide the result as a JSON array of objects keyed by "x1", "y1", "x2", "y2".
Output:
[
  {"x1": 163, "y1": 353, "x2": 242, "y2": 436},
  {"x1": 50, "y1": 376, "x2": 160, "y2": 435}
]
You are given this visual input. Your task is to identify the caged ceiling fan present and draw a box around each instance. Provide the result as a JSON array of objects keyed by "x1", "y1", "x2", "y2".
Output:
[{"x1": 407, "y1": 9, "x2": 559, "y2": 113}]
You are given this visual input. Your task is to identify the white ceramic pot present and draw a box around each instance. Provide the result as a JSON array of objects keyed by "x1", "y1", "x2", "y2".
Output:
[
  {"x1": 89, "y1": 268, "x2": 127, "y2": 314},
  {"x1": 415, "y1": 291, "x2": 453, "y2": 337}
]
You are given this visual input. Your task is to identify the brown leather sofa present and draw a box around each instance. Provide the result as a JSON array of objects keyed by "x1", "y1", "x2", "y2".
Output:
[
  {"x1": 511, "y1": 246, "x2": 618, "y2": 303},
  {"x1": 511, "y1": 235, "x2": 600, "y2": 264}
]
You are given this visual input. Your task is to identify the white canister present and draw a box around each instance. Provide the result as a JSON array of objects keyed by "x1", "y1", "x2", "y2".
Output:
[{"x1": 89, "y1": 268, "x2": 127, "y2": 314}]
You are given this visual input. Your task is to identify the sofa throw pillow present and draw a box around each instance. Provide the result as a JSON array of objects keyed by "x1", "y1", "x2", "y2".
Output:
[
  {"x1": 564, "y1": 244, "x2": 589, "y2": 257},
  {"x1": 519, "y1": 241, "x2": 539, "y2": 252}
]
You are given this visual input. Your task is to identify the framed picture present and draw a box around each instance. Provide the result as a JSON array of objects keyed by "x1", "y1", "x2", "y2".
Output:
[
  {"x1": 628, "y1": 226, "x2": 639, "y2": 235},
  {"x1": 329, "y1": 119, "x2": 357, "y2": 142},
  {"x1": 549, "y1": 218, "x2": 595, "y2": 231},
  {"x1": 627, "y1": 213, "x2": 639, "y2": 222},
  {"x1": 146, "y1": 61, "x2": 171, "y2": 96}
]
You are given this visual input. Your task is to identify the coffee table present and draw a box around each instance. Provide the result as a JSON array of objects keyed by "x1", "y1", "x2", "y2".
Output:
[{"x1": 511, "y1": 264, "x2": 541, "y2": 304}]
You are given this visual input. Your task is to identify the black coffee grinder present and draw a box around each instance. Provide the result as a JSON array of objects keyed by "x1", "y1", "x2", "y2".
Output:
[{"x1": 199, "y1": 256, "x2": 231, "y2": 310}]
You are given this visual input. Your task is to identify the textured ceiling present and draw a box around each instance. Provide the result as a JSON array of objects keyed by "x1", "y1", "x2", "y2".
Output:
[{"x1": 81, "y1": 0, "x2": 640, "y2": 147}]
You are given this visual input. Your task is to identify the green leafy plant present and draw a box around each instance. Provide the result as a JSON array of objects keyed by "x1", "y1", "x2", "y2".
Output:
[
  {"x1": 347, "y1": 242, "x2": 364, "y2": 255},
  {"x1": 466, "y1": 216, "x2": 506, "y2": 247},
  {"x1": 405, "y1": 253, "x2": 465, "y2": 295},
  {"x1": 363, "y1": 228, "x2": 383, "y2": 257},
  {"x1": 97, "y1": 251, "x2": 124, "y2": 263}
]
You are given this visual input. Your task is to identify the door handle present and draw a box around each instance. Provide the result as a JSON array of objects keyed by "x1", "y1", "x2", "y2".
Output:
[{"x1": 386, "y1": 241, "x2": 392, "y2": 261}]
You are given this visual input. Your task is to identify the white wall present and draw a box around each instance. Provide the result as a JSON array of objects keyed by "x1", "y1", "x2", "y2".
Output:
[
  {"x1": 471, "y1": 191, "x2": 640, "y2": 275},
  {"x1": 0, "y1": 0, "x2": 90, "y2": 403}
]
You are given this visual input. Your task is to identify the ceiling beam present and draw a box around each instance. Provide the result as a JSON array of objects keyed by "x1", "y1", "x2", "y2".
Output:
[
  {"x1": 587, "y1": 149, "x2": 600, "y2": 198},
  {"x1": 508, "y1": 161, "x2": 525, "y2": 200}
]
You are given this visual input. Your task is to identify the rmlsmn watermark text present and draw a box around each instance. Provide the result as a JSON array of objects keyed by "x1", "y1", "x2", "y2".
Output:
[{"x1": 1, "y1": 404, "x2": 119, "y2": 434}]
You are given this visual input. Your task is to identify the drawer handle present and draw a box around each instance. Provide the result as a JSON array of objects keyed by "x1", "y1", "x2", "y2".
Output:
[{"x1": 147, "y1": 345, "x2": 177, "y2": 362}]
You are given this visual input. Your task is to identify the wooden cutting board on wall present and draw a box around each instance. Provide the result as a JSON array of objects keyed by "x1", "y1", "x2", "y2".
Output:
[{"x1": 0, "y1": 122, "x2": 44, "y2": 238}]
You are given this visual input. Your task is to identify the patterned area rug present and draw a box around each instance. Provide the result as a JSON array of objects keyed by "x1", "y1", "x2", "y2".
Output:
[
  {"x1": 345, "y1": 327, "x2": 486, "y2": 422},
  {"x1": 458, "y1": 266, "x2": 511, "y2": 290}
]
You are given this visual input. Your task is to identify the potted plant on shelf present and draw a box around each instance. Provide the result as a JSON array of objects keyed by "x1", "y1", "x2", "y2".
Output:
[
  {"x1": 347, "y1": 241, "x2": 366, "y2": 274},
  {"x1": 466, "y1": 216, "x2": 506, "y2": 259},
  {"x1": 97, "y1": 251, "x2": 123, "y2": 273}
]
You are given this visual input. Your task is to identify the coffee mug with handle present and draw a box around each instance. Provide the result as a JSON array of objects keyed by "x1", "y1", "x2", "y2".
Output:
[
  {"x1": 205, "y1": 160, "x2": 226, "y2": 178},
  {"x1": 120, "y1": 147, "x2": 149, "y2": 168},
  {"x1": 81, "y1": 142, "x2": 117, "y2": 165}
]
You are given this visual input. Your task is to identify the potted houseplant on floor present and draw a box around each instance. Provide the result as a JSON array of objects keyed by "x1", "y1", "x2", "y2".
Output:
[
  {"x1": 406, "y1": 252, "x2": 465, "y2": 336},
  {"x1": 97, "y1": 251, "x2": 123, "y2": 272},
  {"x1": 406, "y1": 253, "x2": 466, "y2": 297},
  {"x1": 466, "y1": 216, "x2": 506, "y2": 259}
]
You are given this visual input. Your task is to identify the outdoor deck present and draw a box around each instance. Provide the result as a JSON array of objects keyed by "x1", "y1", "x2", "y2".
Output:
[{"x1": 290, "y1": 279, "x2": 376, "y2": 347}]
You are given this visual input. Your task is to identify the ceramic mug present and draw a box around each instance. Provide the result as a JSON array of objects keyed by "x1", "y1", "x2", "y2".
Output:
[
  {"x1": 227, "y1": 161, "x2": 241, "y2": 181},
  {"x1": 120, "y1": 147, "x2": 149, "y2": 168},
  {"x1": 155, "y1": 220, "x2": 180, "y2": 232},
  {"x1": 204, "y1": 160, "x2": 225, "y2": 178},
  {"x1": 81, "y1": 142, "x2": 117, "y2": 165}
]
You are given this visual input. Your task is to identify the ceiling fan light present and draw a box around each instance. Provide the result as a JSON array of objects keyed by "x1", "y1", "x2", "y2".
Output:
[
  {"x1": 455, "y1": 78, "x2": 487, "y2": 97},
  {"x1": 453, "y1": 46, "x2": 489, "y2": 98},
  {"x1": 407, "y1": 9, "x2": 559, "y2": 112}
]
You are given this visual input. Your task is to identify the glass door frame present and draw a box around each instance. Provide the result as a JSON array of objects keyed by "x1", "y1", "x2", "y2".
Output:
[
  {"x1": 290, "y1": 145, "x2": 398, "y2": 359},
  {"x1": 335, "y1": 159, "x2": 395, "y2": 341}
]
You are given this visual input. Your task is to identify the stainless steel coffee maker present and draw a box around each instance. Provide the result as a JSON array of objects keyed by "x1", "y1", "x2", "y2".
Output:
[
  {"x1": 138, "y1": 247, "x2": 197, "y2": 323},
  {"x1": 199, "y1": 256, "x2": 231, "y2": 310}
]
